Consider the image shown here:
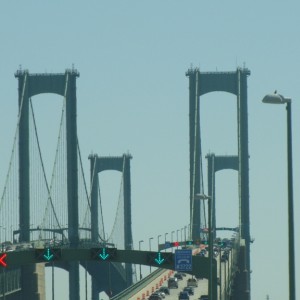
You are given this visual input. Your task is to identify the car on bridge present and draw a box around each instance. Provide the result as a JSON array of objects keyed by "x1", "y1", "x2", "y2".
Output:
[
  {"x1": 178, "y1": 291, "x2": 190, "y2": 299},
  {"x1": 148, "y1": 293, "x2": 163, "y2": 300},
  {"x1": 158, "y1": 286, "x2": 170, "y2": 295},
  {"x1": 174, "y1": 272, "x2": 184, "y2": 280},
  {"x1": 183, "y1": 286, "x2": 194, "y2": 295},
  {"x1": 167, "y1": 277, "x2": 178, "y2": 289},
  {"x1": 187, "y1": 278, "x2": 198, "y2": 287}
]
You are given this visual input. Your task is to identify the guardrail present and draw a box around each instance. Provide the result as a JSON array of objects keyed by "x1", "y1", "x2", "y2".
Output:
[{"x1": 111, "y1": 268, "x2": 167, "y2": 300}]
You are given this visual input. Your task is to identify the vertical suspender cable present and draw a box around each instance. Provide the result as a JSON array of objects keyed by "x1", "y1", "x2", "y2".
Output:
[{"x1": 0, "y1": 73, "x2": 27, "y2": 214}]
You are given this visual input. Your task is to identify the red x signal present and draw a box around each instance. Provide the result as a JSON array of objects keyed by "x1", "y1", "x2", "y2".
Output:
[{"x1": 0, "y1": 253, "x2": 7, "y2": 267}]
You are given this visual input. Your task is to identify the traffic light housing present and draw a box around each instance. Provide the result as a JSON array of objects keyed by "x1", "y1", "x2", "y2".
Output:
[
  {"x1": 147, "y1": 251, "x2": 173, "y2": 266},
  {"x1": 91, "y1": 248, "x2": 117, "y2": 261},
  {"x1": 35, "y1": 248, "x2": 61, "y2": 262},
  {"x1": 186, "y1": 240, "x2": 194, "y2": 246},
  {"x1": 172, "y1": 241, "x2": 180, "y2": 247}
]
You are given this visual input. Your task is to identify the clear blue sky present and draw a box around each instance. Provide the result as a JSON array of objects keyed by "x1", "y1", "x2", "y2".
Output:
[{"x1": 1, "y1": 1, "x2": 299, "y2": 299}]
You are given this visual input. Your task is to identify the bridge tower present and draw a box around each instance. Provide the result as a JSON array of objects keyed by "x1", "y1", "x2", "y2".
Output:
[
  {"x1": 15, "y1": 69, "x2": 80, "y2": 300},
  {"x1": 89, "y1": 154, "x2": 133, "y2": 298},
  {"x1": 186, "y1": 68, "x2": 251, "y2": 299}
]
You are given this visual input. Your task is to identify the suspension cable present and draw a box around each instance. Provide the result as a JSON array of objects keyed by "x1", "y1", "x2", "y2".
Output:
[
  {"x1": 29, "y1": 98, "x2": 61, "y2": 231},
  {"x1": 78, "y1": 139, "x2": 91, "y2": 229},
  {"x1": 0, "y1": 72, "x2": 27, "y2": 209},
  {"x1": 108, "y1": 157, "x2": 125, "y2": 242},
  {"x1": 40, "y1": 73, "x2": 69, "y2": 238},
  {"x1": 97, "y1": 176, "x2": 106, "y2": 242}
]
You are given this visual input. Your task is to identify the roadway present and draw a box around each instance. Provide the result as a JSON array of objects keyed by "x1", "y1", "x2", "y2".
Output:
[
  {"x1": 129, "y1": 271, "x2": 209, "y2": 300},
  {"x1": 119, "y1": 239, "x2": 239, "y2": 300}
]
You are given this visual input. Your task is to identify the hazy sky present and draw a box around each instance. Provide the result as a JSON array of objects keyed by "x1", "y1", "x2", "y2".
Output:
[{"x1": 1, "y1": 1, "x2": 299, "y2": 299}]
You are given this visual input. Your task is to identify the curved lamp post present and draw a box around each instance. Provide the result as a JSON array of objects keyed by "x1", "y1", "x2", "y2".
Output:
[
  {"x1": 164, "y1": 233, "x2": 169, "y2": 252},
  {"x1": 262, "y1": 92, "x2": 295, "y2": 300},
  {"x1": 157, "y1": 235, "x2": 161, "y2": 251},
  {"x1": 149, "y1": 237, "x2": 153, "y2": 272}
]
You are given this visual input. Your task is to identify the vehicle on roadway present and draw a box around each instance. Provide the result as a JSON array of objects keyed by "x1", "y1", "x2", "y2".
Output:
[
  {"x1": 178, "y1": 291, "x2": 190, "y2": 300},
  {"x1": 148, "y1": 292, "x2": 163, "y2": 300},
  {"x1": 148, "y1": 294, "x2": 162, "y2": 300},
  {"x1": 183, "y1": 286, "x2": 194, "y2": 295},
  {"x1": 150, "y1": 292, "x2": 164, "y2": 299},
  {"x1": 174, "y1": 272, "x2": 184, "y2": 280},
  {"x1": 199, "y1": 295, "x2": 208, "y2": 300},
  {"x1": 168, "y1": 277, "x2": 178, "y2": 288},
  {"x1": 158, "y1": 286, "x2": 170, "y2": 295},
  {"x1": 187, "y1": 278, "x2": 198, "y2": 287}
]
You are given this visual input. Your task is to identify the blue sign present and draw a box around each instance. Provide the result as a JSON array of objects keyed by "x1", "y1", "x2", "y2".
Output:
[
  {"x1": 175, "y1": 249, "x2": 192, "y2": 271},
  {"x1": 164, "y1": 242, "x2": 171, "y2": 249}
]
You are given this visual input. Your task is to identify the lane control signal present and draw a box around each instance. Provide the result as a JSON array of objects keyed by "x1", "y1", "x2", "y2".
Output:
[
  {"x1": 91, "y1": 248, "x2": 117, "y2": 261},
  {"x1": 147, "y1": 251, "x2": 173, "y2": 266},
  {"x1": 35, "y1": 248, "x2": 61, "y2": 262}
]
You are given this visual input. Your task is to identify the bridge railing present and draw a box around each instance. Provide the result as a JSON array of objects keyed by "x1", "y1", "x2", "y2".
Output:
[
  {"x1": 111, "y1": 268, "x2": 166, "y2": 300},
  {"x1": 0, "y1": 267, "x2": 21, "y2": 297}
]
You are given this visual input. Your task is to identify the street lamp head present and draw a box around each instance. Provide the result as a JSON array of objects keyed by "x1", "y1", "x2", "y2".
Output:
[{"x1": 262, "y1": 93, "x2": 291, "y2": 104}]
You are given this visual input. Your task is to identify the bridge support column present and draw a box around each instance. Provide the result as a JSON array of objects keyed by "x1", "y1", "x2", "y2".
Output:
[
  {"x1": 186, "y1": 70, "x2": 202, "y2": 241},
  {"x1": 69, "y1": 262, "x2": 80, "y2": 300},
  {"x1": 231, "y1": 241, "x2": 249, "y2": 300},
  {"x1": 89, "y1": 154, "x2": 133, "y2": 290},
  {"x1": 16, "y1": 69, "x2": 81, "y2": 300},
  {"x1": 91, "y1": 277, "x2": 99, "y2": 300},
  {"x1": 123, "y1": 155, "x2": 133, "y2": 287},
  {"x1": 66, "y1": 71, "x2": 80, "y2": 300},
  {"x1": 21, "y1": 264, "x2": 45, "y2": 300}
]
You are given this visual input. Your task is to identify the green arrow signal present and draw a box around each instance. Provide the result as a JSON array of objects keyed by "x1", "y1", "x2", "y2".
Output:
[
  {"x1": 43, "y1": 248, "x2": 54, "y2": 261},
  {"x1": 99, "y1": 248, "x2": 109, "y2": 260},
  {"x1": 155, "y1": 252, "x2": 165, "y2": 265}
]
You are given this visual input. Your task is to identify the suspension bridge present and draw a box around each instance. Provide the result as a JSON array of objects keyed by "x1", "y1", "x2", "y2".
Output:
[{"x1": 0, "y1": 67, "x2": 251, "y2": 300}]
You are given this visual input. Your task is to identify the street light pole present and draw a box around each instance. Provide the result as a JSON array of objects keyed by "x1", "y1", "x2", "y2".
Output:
[
  {"x1": 164, "y1": 233, "x2": 168, "y2": 251},
  {"x1": 286, "y1": 101, "x2": 296, "y2": 300},
  {"x1": 139, "y1": 240, "x2": 144, "y2": 280},
  {"x1": 262, "y1": 93, "x2": 295, "y2": 300},
  {"x1": 171, "y1": 231, "x2": 175, "y2": 243},
  {"x1": 157, "y1": 235, "x2": 161, "y2": 251},
  {"x1": 149, "y1": 237, "x2": 153, "y2": 273}
]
